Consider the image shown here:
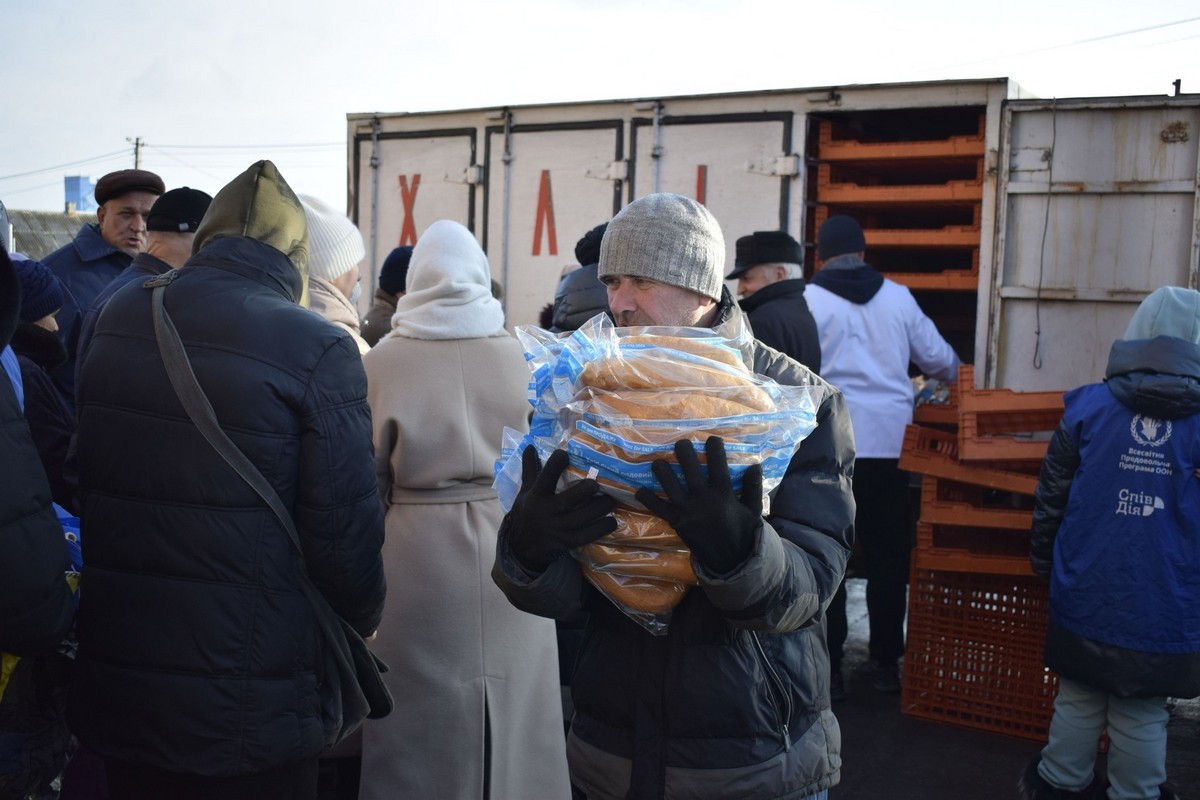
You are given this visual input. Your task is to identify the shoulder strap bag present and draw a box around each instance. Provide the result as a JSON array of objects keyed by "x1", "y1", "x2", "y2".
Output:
[{"x1": 145, "y1": 270, "x2": 392, "y2": 747}]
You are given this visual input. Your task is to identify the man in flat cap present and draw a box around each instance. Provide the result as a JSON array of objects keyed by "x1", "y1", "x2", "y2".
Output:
[
  {"x1": 74, "y1": 187, "x2": 213, "y2": 386},
  {"x1": 43, "y1": 168, "x2": 164, "y2": 406},
  {"x1": 726, "y1": 230, "x2": 821, "y2": 374}
]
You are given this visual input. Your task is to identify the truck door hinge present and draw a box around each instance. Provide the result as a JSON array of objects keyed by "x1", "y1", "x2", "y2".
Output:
[
  {"x1": 445, "y1": 165, "x2": 483, "y2": 185},
  {"x1": 584, "y1": 160, "x2": 629, "y2": 182},
  {"x1": 746, "y1": 154, "x2": 800, "y2": 177}
]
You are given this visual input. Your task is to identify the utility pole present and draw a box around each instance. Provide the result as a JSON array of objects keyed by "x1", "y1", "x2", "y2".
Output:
[{"x1": 127, "y1": 136, "x2": 143, "y2": 168}]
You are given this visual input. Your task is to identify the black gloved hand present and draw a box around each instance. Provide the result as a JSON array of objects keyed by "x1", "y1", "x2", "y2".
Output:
[
  {"x1": 635, "y1": 436, "x2": 763, "y2": 575},
  {"x1": 508, "y1": 445, "x2": 617, "y2": 572}
]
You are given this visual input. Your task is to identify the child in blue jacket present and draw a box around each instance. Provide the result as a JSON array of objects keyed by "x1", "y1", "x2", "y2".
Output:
[{"x1": 1023, "y1": 286, "x2": 1200, "y2": 800}]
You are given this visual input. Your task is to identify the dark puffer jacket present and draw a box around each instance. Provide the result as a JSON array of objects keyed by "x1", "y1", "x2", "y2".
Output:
[
  {"x1": 0, "y1": 246, "x2": 75, "y2": 800},
  {"x1": 493, "y1": 290, "x2": 855, "y2": 799},
  {"x1": 0, "y1": 248, "x2": 73, "y2": 658},
  {"x1": 551, "y1": 263, "x2": 609, "y2": 333},
  {"x1": 70, "y1": 162, "x2": 386, "y2": 776}
]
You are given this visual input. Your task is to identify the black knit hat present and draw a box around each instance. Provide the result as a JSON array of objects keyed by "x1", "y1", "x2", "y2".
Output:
[
  {"x1": 12, "y1": 256, "x2": 63, "y2": 323},
  {"x1": 725, "y1": 231, "x2": 803, "y2": 280},
  {"x1": 574, "y1": 222, "x2": 608, "y2": 267},
  {"x1": 147, "y1": 187, "x2": 213, "y2": 233},
  {"x1": 379, "y1": 246, "x2": 413, "y2": 295},
  {"x1": 817, "y1": 215, "x2": 866, "y2": 260},
  {"x1": 94, "y1": 169, "x2": 165, "y2": 206}
]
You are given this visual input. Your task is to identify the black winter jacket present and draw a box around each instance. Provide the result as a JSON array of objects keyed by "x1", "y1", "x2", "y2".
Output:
[
  {"x1": 493, "y1": 291, "x2": 855, "y2": 799},
  {"x1": 71, "y1": 220, "x2": 386, "y2": 773},
  {"x1": 551, "y1": 263, "x2": 609, "y2": 332},
  {"x1": 11, "y1": 324, "x2": 76, "y2": 514},
  {"x1": 738, "y1": 279, "x2": 821, "y2": 375},
  {"x1": 0, "y1": 250, "x2": 74, "y2": 658}
]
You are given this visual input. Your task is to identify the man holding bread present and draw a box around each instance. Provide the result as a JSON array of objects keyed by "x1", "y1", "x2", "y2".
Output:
[{"x1": 493, "y1": 193, "x2": 855, "y2": 800}]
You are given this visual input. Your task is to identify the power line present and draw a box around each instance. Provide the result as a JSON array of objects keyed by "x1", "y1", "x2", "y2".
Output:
[
  {"x1": 913, "y1": 16, "x2": 1200, "y2": 75},
  {"x1": 0, "y1": 150, "x2": 130, "y2": 182},
  {"x1": 142, "y1": 144, "x2": 235, "y2": 184},
  {"x1": 152, "y1": 142, "x2": 343, "y2": 151},
  {"x1": 1, "y1": 178, "x2": 69, "y2": 197}
]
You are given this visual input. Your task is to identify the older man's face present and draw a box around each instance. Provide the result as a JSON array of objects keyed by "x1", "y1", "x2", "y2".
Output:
[
  {"x1": 602, "y1": 274, "x2": 715, "y2": 327},
  {"x1": 96, "y1": 190, "x2": 158, "y2": 256}
]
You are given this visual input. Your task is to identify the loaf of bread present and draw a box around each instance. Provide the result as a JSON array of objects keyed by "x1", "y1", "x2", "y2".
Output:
[
  {"x1": 579, "y1": 563, "x2": 690, "y2": 615},
  {"x1": 564, "y1": 330, "x2": 774, "y2": 627},
  {"x1": 579, "y1": 541, "x2": 697, "y2": 585},
  {"x1": 582, "y1": 388, "x2": 768, "y2": 423},
  {"x1": 578, "y1": 336, "x2": 773, "y2": 410}
]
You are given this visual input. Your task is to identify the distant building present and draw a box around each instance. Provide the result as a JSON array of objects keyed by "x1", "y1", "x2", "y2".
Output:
[
  {"x1": 8, "y1": 208, "x2": 96, "y2": 260},
  {"x1": 65, "y1": 175, "x2": 97, "y2": 213}
]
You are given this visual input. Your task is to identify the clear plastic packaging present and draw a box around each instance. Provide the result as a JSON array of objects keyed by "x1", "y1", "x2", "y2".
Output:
[{"x1": 495, "y1": 314, "x2": 823, "y2": 635}]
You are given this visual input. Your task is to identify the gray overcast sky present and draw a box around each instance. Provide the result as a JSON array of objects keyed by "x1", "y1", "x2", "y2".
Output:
[{"x1": 2, "y1": 0, "x2": 1197, "y2": 214}]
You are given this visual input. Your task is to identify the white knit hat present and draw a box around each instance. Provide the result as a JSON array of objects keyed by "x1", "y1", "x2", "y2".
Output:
[
  {"x1": 299, "y1": 194, "x2": 365, "y2": 281},
  {"x1": 598, "y1": 193, "x2": 725, "y2": 301}
]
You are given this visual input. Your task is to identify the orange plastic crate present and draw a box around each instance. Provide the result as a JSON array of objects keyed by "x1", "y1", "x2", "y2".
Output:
[
  {"x1": 959, "y1": 413, "x2": 1053, "y2": 463},
  {"x1": 915, "y1": 522, "x2": 1033, "y2": 577},
  {"x1": 888, "y1": 251, "x2": 980, "y2": 291},
  {"x1": 956, "y1": 366, "x2": 1065, "y2": 417},
  {"x1": 902, "y1": 560, "x2": 1058, "y2": 741},
  {"x1": 919, "y1": 477, "x2": 1034, "y2": 531},
  {"x1": 817, "y1": 117, "x2": 986, "y2": 160},
  {"x1": 816, "y1": 163, "x2": 984, "y2": 205},
  {"x1": 899, "y1": 425, "x2": 1039, "y2": 495},
  {"x1": 954, "y1": 367, "x2": 1064, "y2": 463},
  {"x1": 914, "y1": 549, "x2": 1035, "y2": 576}
]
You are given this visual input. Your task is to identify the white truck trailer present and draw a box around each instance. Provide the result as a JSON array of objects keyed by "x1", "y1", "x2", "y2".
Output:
[{"x1": 346, "y1": 77, "x2": 1200, "y2": 392}]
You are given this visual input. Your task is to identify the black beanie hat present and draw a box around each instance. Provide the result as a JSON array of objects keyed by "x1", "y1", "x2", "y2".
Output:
[
  {"x1": 379, "y1": 246, "x2": 413, "y2": 295},
  {"x1": 574, "y1": 222, "x2": 608, "y2": 267},
  {"x1": 817, "y1": 215, "x2": 866, "y2": 260},
  {"x1": 726, "y1": 230, "x2": 803, "y2": 280},
  {"x1": 147, "y1": 187, "x2": 214, "y2": 232}
]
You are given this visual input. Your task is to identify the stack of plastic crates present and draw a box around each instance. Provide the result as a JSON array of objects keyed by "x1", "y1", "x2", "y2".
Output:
[{"x1": 899, "y1": 366, "x2": 1066, "y2": 741}]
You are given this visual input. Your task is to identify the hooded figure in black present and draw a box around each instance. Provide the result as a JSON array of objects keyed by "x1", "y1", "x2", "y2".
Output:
[
  {"x1": 0, "y1": 244, "x2": 76, "y2": 800},
  {"x1": 551, "y1": 222, "x2": 611, "y2": 333},
  {"x1": 71, "y1": 161, "x2": 386, "y2": 798}
]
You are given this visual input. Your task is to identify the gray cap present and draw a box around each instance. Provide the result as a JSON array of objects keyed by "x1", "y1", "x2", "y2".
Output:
[{"x1": 598, "y1": 193, "x2": 724, "y2": 301}]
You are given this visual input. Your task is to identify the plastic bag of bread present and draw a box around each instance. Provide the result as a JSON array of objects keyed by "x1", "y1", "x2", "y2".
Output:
[{"x1": 495, "y1": 313, "x2": 823, "y2": 634}]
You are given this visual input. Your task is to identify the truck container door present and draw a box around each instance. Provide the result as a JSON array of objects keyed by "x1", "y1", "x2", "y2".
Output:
[
  {"x1": 484, "y1": 119, "x2": 624, "y2": 328},
  {"x1": 629, "y1": 111, "x2": 799, "y2": 261},
  {"x1": 350, "y1": 125, "x2": 480, "y2": 298},
  {"x1": 987, "y1": 97, "x2": 1200, "y2": 391}
]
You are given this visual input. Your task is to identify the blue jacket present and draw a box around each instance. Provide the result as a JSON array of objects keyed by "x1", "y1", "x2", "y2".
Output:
[
  {"x1": 41, "y1": 223, "x2": 132, "y2": 405},
  {"x1": 1031, "y1": 334, "x2": 1200, "y2": 698}
]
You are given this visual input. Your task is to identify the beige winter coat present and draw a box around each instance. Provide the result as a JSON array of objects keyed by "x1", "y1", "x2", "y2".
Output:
[{"x1": 360, "y1": 331, "x2": 570, "y2": 800}]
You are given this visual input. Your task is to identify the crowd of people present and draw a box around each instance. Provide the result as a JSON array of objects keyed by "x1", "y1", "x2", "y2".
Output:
[{"x1": 0, "y1": 163, "x2": 1196, "y2": 800}]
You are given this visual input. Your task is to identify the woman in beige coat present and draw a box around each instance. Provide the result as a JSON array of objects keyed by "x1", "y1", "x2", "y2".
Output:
[{"x1": 359, "y1": 220, "x2": 570, "y2": 800}]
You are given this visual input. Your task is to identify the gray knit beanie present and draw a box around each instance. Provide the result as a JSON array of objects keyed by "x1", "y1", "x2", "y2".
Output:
[{"x1": 598, "y1": 193, "x2": 725, "y2": 301}]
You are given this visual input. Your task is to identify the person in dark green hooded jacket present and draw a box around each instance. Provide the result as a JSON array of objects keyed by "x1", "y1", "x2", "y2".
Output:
[{"x1": 70, "y1": 161, "x2": 386, "y2": 800}]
